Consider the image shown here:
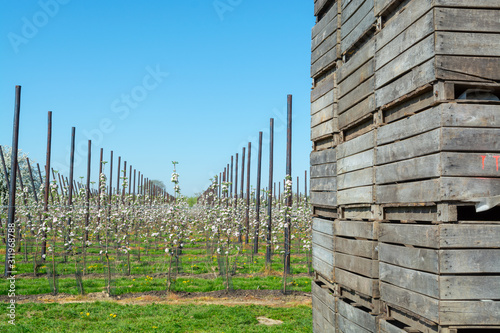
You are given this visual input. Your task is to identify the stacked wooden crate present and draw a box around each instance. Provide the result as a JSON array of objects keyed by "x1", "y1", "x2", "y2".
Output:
[{"x1": 311, "y1": 0, "x2": 500, "y2": 332}]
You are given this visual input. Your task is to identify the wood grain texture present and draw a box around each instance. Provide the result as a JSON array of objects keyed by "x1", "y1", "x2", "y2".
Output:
[
  {"x1": 311, "y1": 191, "x2": 338, "y2": 208},
  {"x1": 439, "y1": 249, "x2": 500, "y2": 273},
  {"x1": 440, "y1": 224, "x2": 500, "y2": 248},
  {"x1": 339, "y1": 76, "x2": 374, "y2": 114},
  {"x1": 436, "y1": 31, "x2": 500, "y2": 57},
  {"x1": 379, "y1": 243, "x2": 439, "y2": 273},
  {"x1": 337, "y1": 313, "x2": 373, "y2": 333},
  {"x1": 375, "y1": 153, "x2": 440, "y2": 185},
  {"x1": 338, "y1": 149, "x2": 374, "y2": 174},
  {"x1": 379, "y1": 223, "x2": 439, "y2": 248},
  {"x1": 335, "y1": 237, "x2": 377, "y2": 259},
  {"x1": 380, "y1": 262, "x2": 439, "y2": 298},
  {"x1": 376, "y1": 179, "x2": 440, "y2": 204},
  {"x1": 338, "y1": 185, "x2": 373, "y2": 204},
  {"x1": 337, "y1": 131, "x2": 375, "y2": 159},
  {"x1": 336, "y1": 252, "x2": 379, "y2": 278},
  {"x1": 436, "y1": 55, "x2": 500, "y2": 82},
  {"x1": 311, "y1": 177, "x2": 338, "y2": 191},
  {"x1": 313, "y1": 217, "x2": 335, "y2": 235},
  {"x1": 379, "y1": 319, "x2": 407, "y2": 333},
  {"x1": 440, "y1": 275, "x2": 500, "y2": 300},
  {"x1": 439, "y1": 301, "x2": 500, "y2": 326},
  {"x1": 335, "y1": 267, "x2": 379, "y2": 298},
  {"x1": 311, "y1": 163, "x2": 337, "y2": 178},
  {"x1": 335, "y1": 220, "x2": 377, "y2": 239},
  {"x1": 337, "y1": 299, "x2": 378, "y2": 332},
  {"x1": 338, "y1": 167, "x2": 373, "y2": 190},
  {"x1": 311, "y1": 148, "x2": 337, "y2": 165},
  {"x1": 338, "y1": 94, "x2": 375, "y2": 130}
]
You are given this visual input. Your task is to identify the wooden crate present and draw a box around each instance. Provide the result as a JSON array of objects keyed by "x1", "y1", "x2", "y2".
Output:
[
  {"x1": 312, "y1": 1, "x2": 341, "y2": 79},
  {"x1": 379, "y1": 222, "x2": 500, "y2": 326},
  {"x1": 375, "y1": 0, "x2": 500, "y2": 108},
  {"x1": 375, "y1": 103, "x2": 500, "y2": 204},
  {"x1": 311, "y1": 71, "x2": 338, "y2": 141},
  {"x1": 310, "y1": 148, "x2": 337, "y2": 209},
  {"x1": 312, "y1": 218, "x2": 335, "y2": 281},
  {"x1": 337, "y1": 37, "x2": 375, "y2": 131},
  {"x1": 337, "y1": 299, "x2": 378, "y2": 333},
  {"x1": 337, "y1": 130, "x2": 375, "y2": 205},
  {"x1": 312, "y1": 280, "x2": 337, "y2": 332},
  {"x1": 340, "y1": 0, "x2": 376, "y2": 55}
]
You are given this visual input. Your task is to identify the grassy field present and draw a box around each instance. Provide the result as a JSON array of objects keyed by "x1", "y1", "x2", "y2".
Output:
[{"x1": 0, "y1": 302, "x2": 312, "y2": 332}]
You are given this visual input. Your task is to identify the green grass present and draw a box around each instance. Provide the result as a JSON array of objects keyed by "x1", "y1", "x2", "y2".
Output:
[
  {"x1": 0, "y1": 302, "x2": 312, "y2": 332},
  {"x1": 0, "y1": 275, "x2": 311, "y2": 296}
]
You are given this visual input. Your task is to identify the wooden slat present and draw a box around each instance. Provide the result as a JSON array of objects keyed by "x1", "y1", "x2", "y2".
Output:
[
  {"x1": 434, "y1": 0, "x2": 500, "y2": 7},
  {"x1": 311, "y1": 177, "x2": 337, "y2": 191},
  {"x1": 338, "y1": 95, "x2": 376, "y2": 130},
  {"x1": 341, "y1": 0, "x2": 375, "y2": 54},
  {"x1": 311, "y1": 103, "x2": 335, "y2": 127},
  {"x1": 313, "y1": 217, "x2": 335, "y2": 235},
  {"x1": 376, "y1": 179, "x2": 440, "y2": 204},
  {"x1": 313, "y1": 230, "x2": 334, "y2": 250},
  {"x1": 311, "y1": 163, "x2": 337, "y2": 178},
  {"x1": 314, "y1": 0, "x2": 333, "y2": 16},
  {"x1": 440, "y1": 177, "x2": 500, "y2": 201},
  {"x1": 439, "y1": 301, "x2": 500, "y2": 326},
  {"x1": 313, "y1": 280, "x2": 337, "y2": 309},
  {"x1": 338, "y1": 186, "x2": 373, "y2": 205},
  {"x1": 311, "y1": 72, "x2": 335, "y2": 102},
  {"x1": 311, "y1": 89, "x2": 335, "y2": 115},
  {"x1": 335, "y1": 267, "x2": 379, "y2": 298},
  {"x1": 338, "y1": 149, "x2": 374, "y2": 174},
  {"x1": 375, "y1": 153, "x2": 440, "y2": 185},
  {"x1": 311, "y1": 148, "x2": 337, "y2": 165},
  {"x1": 312, "y1": 3, "x2": 339, "y2": 39},
  {"x1": 335, "y1": 237, "x2": 377, "y2": 259},
  {"x1": 375, "y1": 58, "x2": 436, "y2": 108},
  {"x1": 440, "y1": 224, "x2": 500, "y2": 248},
  {"x1": 376, "y1": 105, "x2": 440, "y2": 145},
  {"x1": 383, "y1": 205, "x2": 437, "y2": 222},
  {"x1": 379, "y1": 319, "x2": 407, "y2": 333},
  {"x1": 376, "y1": 128, "x2": 441, "y2": 165},
  {"x1": 337, "y1": 299, "x2": 378, "y2": 332},
  {"x1": 337, "y1": 130, "x2": 375, "y2": 159},
  {"x1": 336, "y1": 252, "x2": 378, "y2": 278},
  {"x1": 441, "y1": 127, "x2": 500, "y2": 152},
  {"x1": 442, "y1": 152, "x2": 500, "y2": 177},
  {"x1": 376, "y1": 34, "x2": 435, "y2": 89},
  {"x1": 313, "y1": 256, "x2": 334, "y2": 281},
  {"x1": 436, "y1": 31, "x2": 500, "y2": 57},
  {"x1": 379, "y1": 262, "x2": 439, "y2": 298},
  {"x1": 440, "y1": 275, "x2": 500, "y2": 300},
  {"x1": 439, "y1": 249, "x2": 500, "y2": 273},
  {"x1": 312, "y1": 119, "x2": 336, "y2": 140},
  {"x1": 312, "y1": 46, "x2": 339, "y2": 78},
  {"x1": 339, "y1": 59, "x2": 374, "y2": 98},
  {"x1": 337, "y1": 313, "x2": 372, "y2": 333},
  {"x1": 343, "y1": 206, "x2": 373, "y2": 220},
  {"x1": 336, "y1": 220, "x2": 377, "y2": 239},
  {"x1": 381, "y1": 282, "x2": 439, "y2": 323},
  {"x1": 441, "y1": 103, "x2": 500, "y2": 128},
  {"x1": 379, "y1": 243, "x2": 439, "y2": 273},
  {"x1": 312, "y1": 295, "x2": 336, "y2": 327},
  {"x1": 338, "y1": 167, "x2": 373, "y2": 190},
  {"x1": 376, "y1": 11, "x2": 434, "y2": 71},
  {"x1": 379, "y1": 224, "x2": 439, "y2": 249},
  {"x1": 339, "y1": 76, "x2": 374, "y2": 114},
  {"x1": 311, "y1": 191, "x2": 338, "y2": 207},
  {"x1": 383, "y1": 89, "x2": 435, "y2": 124},
  {"x1": 436, "y1": 8, "x2": 500, "y2": 32},
  {"x1": 436, "y1": 55, "x2": 500, "y2": 82},
  {"x1": 337, "y1": 38, "x2": 375, "y2": 83},
  {"x1": 312, "y1": 29, "x2": 339, "y2": 65}
]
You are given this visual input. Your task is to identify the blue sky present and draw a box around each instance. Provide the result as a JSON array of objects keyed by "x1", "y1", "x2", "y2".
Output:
[{"x1": 0, "y1": 1, "x2": 314, "y2": 196}]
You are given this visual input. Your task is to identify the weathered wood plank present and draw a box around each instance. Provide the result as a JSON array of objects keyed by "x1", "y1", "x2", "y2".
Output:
[
  {"x1": 383, "y1": 89, "x2": 434, "y2": 124},
  {"x1": 440, "y1": 275, "x2": 500, "y2": 300},
  {"x1": 337, "y1": 299, "x2": 378, "y2": 332},
  {"x1": 313, "y1": 230, "x2": 334, "y2": 250},
  {"x1": 312, "y1": 3, "x2": 339, "y2": 39},
  {"x1": 376, "y1": 104, "x2": 440, "y2": 145},
  {"x1": 380, "y1": 262, "x2": 439, "y2": 298},
  {"x1": 313, "y1": 217, "x2": 335, "y2": 235},
  {"x1": 338, "y1": 186, "x2": 373, "y2": 205},
  {"x1": 311, "y1": 177, "x2": 337, "y2": 191},
  {"x1": 312, "y1": 30, "x2": 339, "y2": 65},
  {"x1": 335, "y1": 267, "x2": 379, "y2": 298},
  {"x1": 376, "y1": 0, "x2": 433, "y2": 51},
  {"x1": 376, "y1": 11, "x2": 434, "y2": 71},
  {"x1": 311, "y1": 104, "x2": 335, "y2": 127},
  {"x1": 436, "y1": 8, "x2": 500, "y2": 32},
  {"x1": 379, "y1": 224, "x2": 439, "y2": 248},
  {"x1": 436, "y1": 55, "x2": 500, "y2": 82},
  {"x1": 441, "y1": 127, "x2": 500, "y2": 152},
  {"x1": 311, "y1": 191, "x2": 338, "y2": 207},
  {"x1": 440, "y1": 224, "x2": 500, "y2": 248},
  {"x1": 343, "y1": 206, "x2": 373, "y2": 220},
  {"x1": 336, "y1": 252, "x2": 378, "y2": 278},
  {"x1": 376, "y1": 179, "x2": 440, "y2": 204},
  {"x1": 312, "y1": 119, "x2": 336, "y2": 140},
  {"x1": 380, "y1": 282, "x2": 439, "y2": 323},
  {"x1": 436, "y1": 31, "x2": 500, "y2": 57},
  {"x1": 337, "y1": 313, "x2": 372, "y2": 333},
  {"x1": 311, "y1": 163, "x2": 337, "y2": 178},
  {"x1": 312, "y1": 46, "x2": 339, "y2": 78},
  {"x1": 375, "y1": 153, "x2": 440, "y2": 184},
  {"x1": 376, "y1": 34, "x2": 435, "y2": 89},
  {"x1": 314, "y1": 206, "x2": 339, "y2": 219},
  {"x1": 379, "y1": 319, "x2": 407, "y2": 333},
  {"x1": 341, "y1": 0, "x2": 376, "y2": 54},
  {"x1": 379, "y1": 243, "x2": 439, "y2": 273},
  {"x1": 339, "y1": 59, "x2": 374, "y2": 98},
  {"x1": 311, "y1": 149, "x2": 337, "y2": 165},
  {"x1": 439, "y1": 301, "x2": 500, "y2": 326},
  {"x1": 338, "y1": 149, "x2": 374, "y2": 174},
  {"x1": 439, "y1": 249, "x2": 500, "y2": 273},
  {"x1": 337, "y1": 131, "x2": 375, "y2": 159},
  {"x1": 375, "y1": 58, "x2": 436, "y2": 108},
  {"x1": 434, "y1": 0, "x2": 500, "y2": 7},
  {"x1": 337, "y1": 38, "x2": 375, "y2": 83},
  {"x1": 338, "y1": 94, "x2": 375, "y2": 130},
  {"x1": 312, "y1": 89, "x2": 335, "y2": 115},
  {"x1": 442, "y1": 152, "x2": 500, "y2": 177},
  {"x1": 376, "y1": 128, "x2": 441, "y2": 165},
  {"x1": 335, "y1": 237, "x2": 377, "y2": 259},
  {"x1": 335, "y1": 220, "x2": 377, "y2": 239},
  {"x1": 339, "y1": 76, "x2": 374, "y2": 114},
  {"x1": 338, "y1": 167, "x2": 373, "y2": 190},
  {"x1": 441, "y1": 103, "x2": 500, "y2": 128},
  {"x1": 312, "y1": 72, "x2": 335, "y2": 103},
  {"x1": 383, "y1": 205, "x2": 437, "y2": 222},
  {"x1": 312, "y1": 295, "x2": 336, "y2": 327},
  {"x1": 440, "y1": 177, "x2": 500, "y2": 201},
  {"x1": 313, "y1": 256, "x2": 335, "y2": 281},
  {"x1": 313, "y1": 280, "x2": 337, "y2": 309},
  {"x1": 314, "y1": 0, "x2": 333, "y2": 17}
]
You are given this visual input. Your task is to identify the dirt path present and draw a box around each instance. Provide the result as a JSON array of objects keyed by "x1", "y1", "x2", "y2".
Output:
[{"x1": 1, "y1": 290, "x2": 312, "y2": 308}]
